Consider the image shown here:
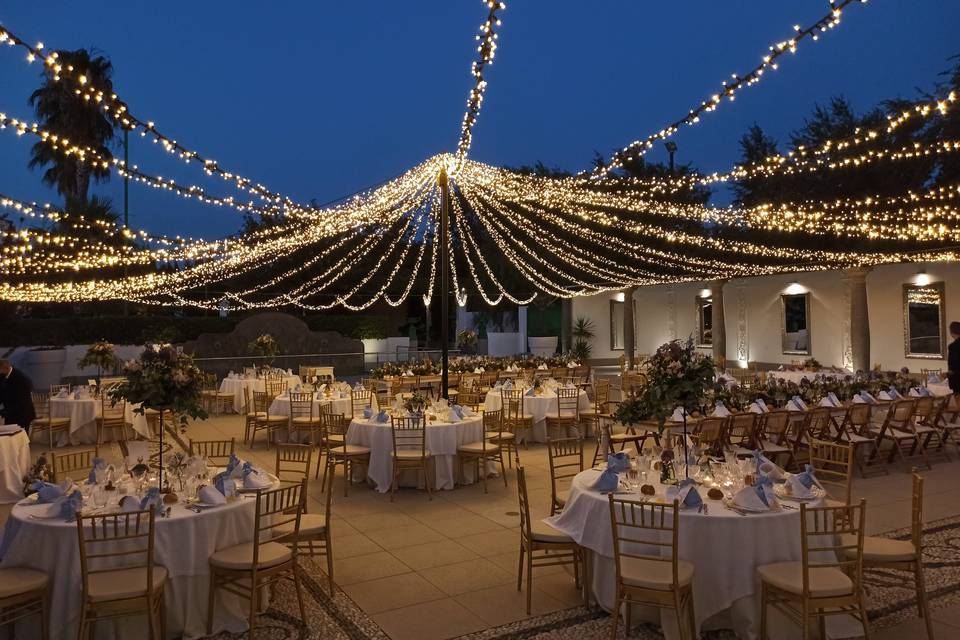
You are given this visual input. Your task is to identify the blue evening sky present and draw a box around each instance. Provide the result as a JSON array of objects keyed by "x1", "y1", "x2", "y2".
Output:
[{"x1": 0, "y1": 1, "x2": 957, "y2": 239}]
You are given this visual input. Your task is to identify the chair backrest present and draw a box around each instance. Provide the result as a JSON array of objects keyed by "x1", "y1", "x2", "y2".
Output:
[
  {"x1": 912, "y1": 396, "x2": 935, "y2": 420},
  {"x1": 844, "y1": 403, "x2": 872, "y2": 432},
  {"x1": 101, "y1": 395, "x2": 126, "y2": 421},
  {"x1": 50, "y1": 384, "x2": 70, "y2": 395},
  {"x1": 516, "y1": 466, "x2": 535, "y2": 544},
  {"x1": 32, "y1": 391, "x2": 51, "y2": 417},
  {"x1": 391, "y1": 415, "x2": 426, "y2": 458},
  {"x1": 275, "y1": 443, "x2": 313, "y2": 482},
  {"x1": 548, "y1": 437, "x2": 583, "y2": 504},
  {"x1": 799, "y1": 500, "x2": 866, "y2": 599},
  {"x1": 805, "y1": 407, "x2": 835, "y2": 440},
  {"x1": 253, "y1": 480, "x2": 305, "y2": 559},
  {"x1": 555, "y1": 388, "x2": 580, "y2": 419},
  {"x1": 252, "y1": 390, "x2": 274, "y2": 414},
  {"x1": 727, "y1": 412, "x2": 757, "y2": 447},
  {"x1": 810, "y1": 439, "x2": 854, "y2": 505},
  {"x1": 457, "y1": 391, "x2": 482, "y2": 412},
  {"x1": 320, "y1": 412, "x2": 349, "y2": 449},
  {"x1": 460, "y1": 373, "x2": 480, "y2": 391},
  {"x1": 267, "y1": 380, "x2": 287, "y2": 397},
  {"x1": 888, "y1": 398, "x2": 917, "y2": 424},
  {"x1": 502, "y1": 388, "x2": 527, "y2": 422},
  {"x1": 351, "y1": 389, "x2": 373, "y2": 418},
  {"x1": 609, "y1": 496, "x2": 682, "y2": 589},
  {"x1": 695, "y1": 417, "x2": 727, "y2": 455},
  {"x1": 761, "y1": 410, "x2": 790, "y2": 442},
  {"x1": 189, "y1": 438, "x2": 236, "y2": 466},
  {"x1": 288, "y1": 391, "x2": 316, "y2": 422},
  {"x1": 592, "y1": 379, "x2": 611, "y2": 412},
  {"x1": 483, "y1": 409, "x2": 502, "y2": 445},
  {"x1": 51, "y1": 448, "x2": 98, "y2": 482},
  {"x1": 77, "y1": 510, "x2": 159, "y2": 604}
]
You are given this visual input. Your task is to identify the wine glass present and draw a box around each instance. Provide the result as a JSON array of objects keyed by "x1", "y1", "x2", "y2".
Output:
[{"x1": 627, "y1": 462, "x2": 640, "y2": 491}]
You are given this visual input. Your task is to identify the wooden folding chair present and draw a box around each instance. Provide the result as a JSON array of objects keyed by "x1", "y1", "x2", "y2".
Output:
[
  {"x1": 870, "y1": 398, "x2": 931, "y2": 471},
  {"x1": 835, "y1": 403, "x2": 885, "y2": 477},
  {"x1": 757, "y1": 410, "x2": 796, "y2": 470}
]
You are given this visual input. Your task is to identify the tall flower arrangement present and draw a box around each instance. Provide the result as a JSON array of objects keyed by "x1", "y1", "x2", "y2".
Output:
[
  {"x1": 248, "y1": 333, "x2": 278, "y2": 367},
  {"x1": 77, "y1": 340, "x2": 118, "y2": 387},
  {"x1": 110, "y1": 345, "x2": 208, "y2": 428},
  {"x1": 639, "y1": 338, "x2": 716, "y2": 427}
]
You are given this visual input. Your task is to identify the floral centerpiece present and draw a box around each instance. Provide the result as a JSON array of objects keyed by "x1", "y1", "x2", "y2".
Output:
[
  {"x1": 23, "y1": 453, "x2": 53, "y2": 496},
  {"x1": 404, "y1": 392, "x2": 427, "y2": 414},
  {"x1": 77, "y1": 340, "x2": 118, "y2": 389},
  {"x1": 248, "y1": 333, "x2": 278, "y2": 367},
  {"x1": 456, "y1": 329, "x2": 478, "y2": 354},
  {"x1": 803, "y1": 357, "x2": 822, "y2": 372}
]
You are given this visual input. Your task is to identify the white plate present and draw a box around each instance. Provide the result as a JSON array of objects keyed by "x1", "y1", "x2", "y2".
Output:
[
  {"x1": 724, "y1": 498, "x2": 770, "y2": 513},
  {"x1": 194, "y1": 501, "x2": 225, "y2": 509},
  {"x1": 774, "y1": 483, "x2": 826, "y2": 501}
]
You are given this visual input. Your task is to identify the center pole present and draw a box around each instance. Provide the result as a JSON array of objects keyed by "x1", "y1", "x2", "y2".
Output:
[{"x1": 438, "y1": 167, "x2": 451, "y2": 399}]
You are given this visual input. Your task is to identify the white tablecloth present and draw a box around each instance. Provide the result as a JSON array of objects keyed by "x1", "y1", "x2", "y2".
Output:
[
  {"x1": 0, "y1": 429, "x2": 30, "y2": 503},
  {"x1": 346, "y1": 415, "x2": 488, "y2": 491},
  {"x1": 219, "y1": 375, "x2": 302, "y2": 413},
  {"x1": 546, "y1": 468, "x2": 811, "y2": 640},
  {"x1": 0, "y1": 492, "x2": 266, "y2": 640},
  {"x1": 47, "y1": 397, "x2": 150, "y2": 446},
  {"x1": 483, "y1": 388, "x2": 589, "y2": 442},
  {"x1": 766, "y1": 370, "x2": 847, "y2": 384},
  {"x1": 268, "y1": 394, "x2": 355, "y2": 442}
]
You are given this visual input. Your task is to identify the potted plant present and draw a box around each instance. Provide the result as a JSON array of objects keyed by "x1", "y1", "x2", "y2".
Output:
[
  {"x1": 77, "y1": 340, "x2": 118, "y2": 391},
  {"x1": 570, "y1": 317, "x2": 595, "y2": 362}
]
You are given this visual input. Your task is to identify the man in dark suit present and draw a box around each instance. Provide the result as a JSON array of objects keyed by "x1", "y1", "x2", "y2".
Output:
[
  {"x1": 949, "y1": 321, "x2": 960, "y2": 395},
  {"x1": 0, "y1": 359, "x2": 36, "y2": 428}
]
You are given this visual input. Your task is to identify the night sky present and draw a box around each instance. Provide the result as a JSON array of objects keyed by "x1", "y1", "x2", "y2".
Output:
[{"x1": 1, "y1": 1, "x2": 957, "y2": 239}]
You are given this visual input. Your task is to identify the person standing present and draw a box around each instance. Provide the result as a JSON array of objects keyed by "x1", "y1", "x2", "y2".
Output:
[
  {"x1": 0, "y1": 359, "x2": 36, "y2": 428},
  {"x1": 949, "y1": 321, "x2": 960, "y2": 395}
]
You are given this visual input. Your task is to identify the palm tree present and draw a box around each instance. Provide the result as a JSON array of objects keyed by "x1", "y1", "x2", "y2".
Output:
[{"x1": 28, "y1": 49, "x2": 117, "y2": 204}]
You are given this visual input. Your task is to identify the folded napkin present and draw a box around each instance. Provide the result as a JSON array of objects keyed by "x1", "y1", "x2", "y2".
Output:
[
  {"x1": 711, "y1": 401, "x2": 731, "y2": 418},
  {"x1": 86, "y1": 457, "x2": 107, "y2": 484},
  {"x1": 0, "y1": 424, "x2": 22, "y2": 434},
  {"x1": 537, "y1": 363, "x2": 548, "y2": 370},
  {"x1": 792, "y1": 396, "x2": 809, "y2": 411},
  {"x1": 748, "y1": 402, "x2": 764, "y2": 414},
  {"x1": 242, "y1": 462, "x2": 272, "y2": 489},
  {"x1": 140, "y1": 487, "x2": 164, "y2": 514},
  {"x1": 451, "y1": 405, "x2": 465, "y2": 421},
  {"x1": 669, "y1": 407, "x2": 685, "y2": 422},
  {"x1": 119, "y1": 495, "x2": 141, "y2": 512},
  {"x1": 363, "y1": 406, "x2": 374, "y2": 419},
  {"x1": 878, "y1": 390, "x2": 894, "y2": 401},
  {"x1": 888, "y1": 387, "x2": 902, "y2": 399},
  {"x1": 908, "y1": 387, "x2": 921, "y2": 397},
  {"x1": 759, "y1": 461, "x2": 785, "y2": 481},
  {"x1": 677, "y1": 478, "x2": 703, "y2": 509},
  {"x1": 526, "y1": 387, "x2": 536, "y2": 397},
  {"x1": 593, "y1": 452, "x2": 631, "y2": 492},
  {"x1": 827, "y1": 392, "x2": 841, "y2": 406},
  {"x1": 213, "y1": 471, "x2": 237, "y2": 498},
  {"x1": 732, "y1": 484, "x2": 771, "y2": 511},
  {"x1": 57, "y1": 490, "x2": 84, "y2": 520},
  {"x1": 375, "y1": 409, "x2": 390, "y2": 423},
  {"x1": 819, "y1": 397, "x2": 837, "y2": 408},
  {"x1": 473, "y1": 368, "x2": 483, "y2": 374},
  {"x1": 198, "y1": 484, "x2": 227, "y2": 505},
  {"x1": 852, "y1": 394, "x2": 867, "y2": 404},
  {"x1": 56, "y1": 389, "x2": 68, "y2": 398},
  {"x1": 793, "y1": 464, "x2": 822, "y2": 490},
  {"x1": 928, "y1": 373, "x2": 942, "y2": 384},
  {"x1": 567, "y1": 361, "x2": 577, "y2": 368},
  {"x1": 502, "y1": 380, "x2": 513, "y2": 390},
  {"x1": 860, "y1": 390, "x2": 877, "y2": 403},
  {"x1": 785, "y1": 399, "x2": 804, "y2": 412},
  {"x1": 404, "y1": 369, "x2": 414, "y2": 376},
  {"x1": 32, "y1": 480, "x2": 68, "y2": 503},
  {"x1": 225, "y1": 453, "x2": 245, "y2": 479},
  {"x1": 786, "y1": 473, "x2": 816, "y2": 499},
  {"x1": 756, "y1": 398, "x2": 770, "y2": 412}
]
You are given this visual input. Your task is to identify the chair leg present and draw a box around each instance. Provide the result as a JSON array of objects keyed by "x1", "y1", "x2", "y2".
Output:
[
  {"x1": 147, "y1": 594, "x2": 159, "y2": 640},
  {"x1": 759, "y1": 583, "x2": 768, "y2": 640},
  {"x1": 915, "y1": 562, "x2": 934, "y2": 640},
  {"x1": 326, "y1": 537, "x2": 335, "y2": 594},
  {"x1": 526, "y1": 551, "x2": 534, "y2": 615},
  {"x1": 160, "y1": 592, "x2": 167, "y2": 640},
  {"x1": 293, "y1": 564, "x2": 307, "y2": 626},
  {"x1": 249, "y1": 577, "x2": 258, "y2": 638},
  {"x1": 609, "y1": 591, "x2": 620, "y2": 640},
  {"x1": 517, "y1": 544, "x2": 525, "y2": 592},
  {"x1": 500, "y1": 453, "x2": 508, "y2": 487},
  {"x1": 40, "y1": 591, "x2": 50, "y2": 640}
]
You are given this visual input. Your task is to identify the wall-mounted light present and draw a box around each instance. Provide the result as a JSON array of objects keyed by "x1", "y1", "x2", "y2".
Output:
[
  {"x1": 785, "y1": 280, "x2": 806, "y2": 295},
  {"x1": 613, "y1": 292, "x2": 625, "y2": 303},
  {"x1": 456, "y1": 288, "x2": 468, "y2": 307},
  {"x1": 699, "y1": 288, "x2": 712, "y2": 298},
  {"x1": 915, "y1": 269, "x2": 931, "y2": 286}
]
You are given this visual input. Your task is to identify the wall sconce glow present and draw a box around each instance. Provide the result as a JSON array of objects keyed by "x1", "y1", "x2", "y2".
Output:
[
  {"x1": 738, "y1": 360, "x2": 749, "y2": 369},
  {"x1": 785, "y1": 281, "x2": 806, "y2": 295},
  {"x1": 456, "y1": 288, "x2": 468, "y2": 307},
  {"x1": 915, "y1": 270, "x2": 931, "y2": 286},
  {"x1": 613, "y1": 292, "x2": 625, "y2": 302},
  {"x1": 699, "y1": 288, "x2": 712, "y2": 298}
]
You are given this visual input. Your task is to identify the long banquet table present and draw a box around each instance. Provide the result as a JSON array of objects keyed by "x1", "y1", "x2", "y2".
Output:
[{"x1": 0, "y1": 488, "x2": 272, "y2": 640}]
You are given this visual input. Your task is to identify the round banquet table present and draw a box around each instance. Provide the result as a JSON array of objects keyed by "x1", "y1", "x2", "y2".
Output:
[
  {"x1": 545, "y1": 468, "x2": 824, "y2": 640},
  {"x1": 218, "y1": 374, "x2": 302, "y2": 413},
  {"x1": 0, "y1": 428, "x2": 30, "y2": 503},
  {"x1": 766, "y1": 370, "x2": 846, "y2": 384},
  {"x1": 268, "y1": 393, "x2": 355, "y2": 441},
  {"x1": 0, "y1": 487, "x2": 274, "y2": 640},
  {"x1": 48, "y1": 396, "x2": 151, "y2": 446},
  {"x1": 345, "y1": 414, "x2": 492, "y2": 491},
  {"x1": 483, "y1": 387, "x2": 589, "y2": 443}
]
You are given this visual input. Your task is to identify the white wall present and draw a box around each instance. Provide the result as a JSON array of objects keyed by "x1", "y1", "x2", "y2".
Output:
[{"x1": 572, "y1": 261, "x2": 960, "y2": 371}]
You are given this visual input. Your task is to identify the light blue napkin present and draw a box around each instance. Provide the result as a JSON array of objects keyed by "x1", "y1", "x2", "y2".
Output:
[
  {"x1": 526, "y1": 387, "x2": 535, "y2": 397},
  {"x1": 375, "y1": 410, "x2": 389, "y2": 423},
  {"x1": 754, "y1": 474, "x2": 775, "y2": 506},
  {"x1": 213, "y1": 471, "x2": 230, "y2": 496},
  {"x1": 888, "y1": 387, "x2": 902, "y2": 399},
  {"x1": 451, "y1": 405, "x2": 465, "y2": 420},
  {"x1": 58, "y1": 490, "x2": 84, "y2": 520},
  {"x1": 919, "y1": 387, "x2": 931, "y2": 397},
  {"x1": 86, "y1": 457, "x2": 107, "y2": 484},
  {"x1": 32, "y1": 481, "x2": 68, "y2": 503},
  {"x1": 678, "y1": 478, "x2": 703, "y2": 508},
  {"x1": 593, "y1": 452, "x2": 630, "y2": 492},
  {"x1": 140, "y1": 487, "x2": 163, "y2": 514},
  {"x1": 794, "y1": 464, "x2": 821, "y2": 489},
  {"x1": 225, "y1": 453, "x2": 242, "y2": 477},
  {"x1": 363, "y1": 406, "x2": 373, "y2": 419}
]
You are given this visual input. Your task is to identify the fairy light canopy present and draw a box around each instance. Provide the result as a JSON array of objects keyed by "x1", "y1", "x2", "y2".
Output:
[{"x1": 2, "y1": 0, "x2": 959, "y2": 309}]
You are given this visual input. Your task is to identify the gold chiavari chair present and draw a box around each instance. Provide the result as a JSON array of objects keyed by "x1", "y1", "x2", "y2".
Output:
[
  {"x1": 516, "y1": 467, "x2": 585, "y2": 615},
  {"x1": 486, "y1": 401, "x2": 519, "y2": 468},
  {"x1": 241, "y1": 387, "x2": 261, "y2": 446},
  {"x1": 920, "y1": 368, "x2": 942, "y2": 379},
  {"x1": 479, "y1": 370, "x2": 499, "y2": 392},
  {"x1": 844, "y1": 472, "x2": 932, "y2": 639},
  {"x1": 251, "y1": 390, "x2": 287, "y2": 449},
  {"x1": 809, "y1": 439, "x2": 854, "y2": 507},
  {"x1": 77, "y1": 509, "x2": 168, "y2": 640},
  {"x1": 446, "y1": 372, "x2": 461, "y2": 400},
  {"x1": 545, "y1": 387, "x2": 582, "y2": 440},
  {"x1": 266, "y1": 379, "x2": 288, "y2": 397},
  {"x1": 288, "y1": 391, "x2": 322, "y2": 444},
  {"x1": 49, "y1": 383, "x2": 70, "y2": 396},
  {"x1": 204, "y1": 374, "x2": 234, "y2": 415},
  {"x1": 869, "y1": 398, "x2": 930, "y2": 471},
  {"x1": 189, "y1": 438, "x2": 236, "y2": 466},
  {"x1": 547, "y1": 437, "x2": 583, "y2": 516},
  {"x1": 836, "y1": 403, "x2": 884, "y2": 477},
  {"x1": 275, "y1": 459, "x2": 335, "y2": 593},
  {"x1": 207, "y1": 481, "x2": 307, "y2": 637},
  {"x1": 275, "y1": 442, "x2": 313, "y2": 483},
  {"x1": 621, "y1": 370, "x2": 648, "y2": 395},
  {"x1": 50, "y1": 448, "x2": 99, "y2": 483},
  {"x1": 457, "y1": 391, "x2": 482, "y2": 414},
  {"x1": 29, "y1": 391, "x2": 70, "y2": 448},
  {"x1": 0, "y1": 565, "x2": 49, "y2": 639},
  {"x1": 758, "y1": 500, "x2": 870, "y2": 640},
  {"x1": 350, "y1": 388, "x2": 374, "y2": 420},
  {"x1": 390, "y1": 415, "x2": 432, "y2": 502},
  {"x1": 320, "y1": 412, "x2": 370, "y2": 496},
  {"x1": 608, "y1": 497, "x2": 696, "y2": 640},
  {"x1": 458, "y1": 409, "x2": 507, "y2": 493},
  {"x1": 581, "y1": 378, "x2": 612, "y2": 441},
  {"x1": 757, "y1": 410, "x2": 795, "y2": 470},
  {"x1": 502, "y1": 388, "x2": 534, "y2": 445},
  {"x1": 96, "y1": 396, "x2": 127, "y2": 447}
]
